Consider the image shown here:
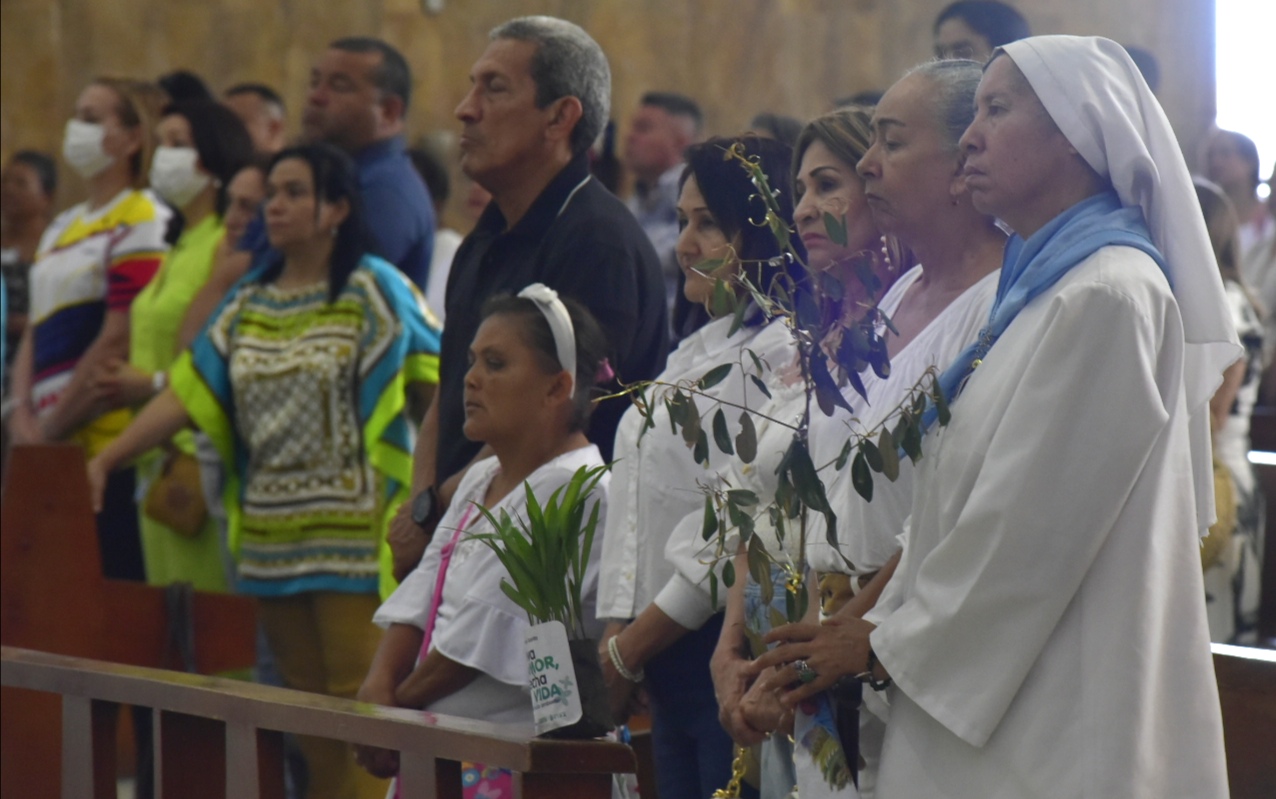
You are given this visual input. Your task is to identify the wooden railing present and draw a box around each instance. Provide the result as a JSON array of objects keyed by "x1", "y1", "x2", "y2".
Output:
[
  {"x1": 4, "y1": 643, "x2": 1271, "y2": 798},
  {"x1": 0, "y1": 646, "x2": 636, "y2": 799},
  {"x1": 1213, "y1": 643, "x2": 1276, "y2": 798}
]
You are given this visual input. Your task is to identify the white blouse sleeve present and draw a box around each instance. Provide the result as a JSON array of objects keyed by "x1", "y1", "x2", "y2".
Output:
[
  {"x1": 432, "y1": 454, "x2": 608, "y2": 687},
  {"x1": 370, "y1": 461, "x2": 497, "y2": 630},
  {"x1": 654, "y1": 375, "x2": 805, "y2": 629}
]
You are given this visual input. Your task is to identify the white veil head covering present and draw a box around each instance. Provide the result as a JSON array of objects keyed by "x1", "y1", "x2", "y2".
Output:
[{"x1": 1001, "y1": 35, "x2": 1243, "y2": 535}]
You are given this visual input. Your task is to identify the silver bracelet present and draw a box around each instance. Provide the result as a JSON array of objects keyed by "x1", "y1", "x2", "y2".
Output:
[{"x1": 607, "y1": 634, "x2": 644, "y2": 682}]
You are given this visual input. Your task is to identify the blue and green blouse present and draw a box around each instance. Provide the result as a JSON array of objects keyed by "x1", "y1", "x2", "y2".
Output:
[{"x1": 170, "y1": 255, "x2": 441, "y2": 598}]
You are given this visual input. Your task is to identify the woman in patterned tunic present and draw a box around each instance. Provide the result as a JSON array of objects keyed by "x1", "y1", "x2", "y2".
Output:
[{"x1": 89, "y1": 143, "x2": 440, "y2": 799}]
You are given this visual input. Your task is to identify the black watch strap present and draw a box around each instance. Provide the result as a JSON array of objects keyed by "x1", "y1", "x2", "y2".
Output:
[{"x1": 411, "y1": 486, "x2": 440, "y2": 528}]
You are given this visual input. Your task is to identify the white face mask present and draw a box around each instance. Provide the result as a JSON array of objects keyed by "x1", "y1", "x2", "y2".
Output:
[
  {"x1": 62, "y1": 119, "x2": 115, "y2": 179},
  {"x1": 149, "y1": 146, "x2": 211, "y2": 208}
]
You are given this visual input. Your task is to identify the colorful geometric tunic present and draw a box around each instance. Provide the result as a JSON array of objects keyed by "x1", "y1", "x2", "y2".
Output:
[{"x1": 169, "y1": 255, "x2": 441, "y2": 598}]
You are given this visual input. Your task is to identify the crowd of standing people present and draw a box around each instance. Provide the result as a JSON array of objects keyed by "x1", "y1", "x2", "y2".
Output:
[{"x1": 0, "y1": 2, "x2": 1271, "y2": 798}]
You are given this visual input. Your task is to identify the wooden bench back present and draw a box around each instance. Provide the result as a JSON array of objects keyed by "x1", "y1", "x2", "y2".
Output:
[{"x1": 1, "y1": 646, "x2": 635, "y2": 799}]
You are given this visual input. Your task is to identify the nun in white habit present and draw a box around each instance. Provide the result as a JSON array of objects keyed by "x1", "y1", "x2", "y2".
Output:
[{"x1": 751, "y1": 36, "x2": 1237, "y2": 798}]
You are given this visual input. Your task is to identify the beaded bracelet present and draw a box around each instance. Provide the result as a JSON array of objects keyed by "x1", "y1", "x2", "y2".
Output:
[{"x1": 607, "y1": 635, "x2": 644, "y2": 682}]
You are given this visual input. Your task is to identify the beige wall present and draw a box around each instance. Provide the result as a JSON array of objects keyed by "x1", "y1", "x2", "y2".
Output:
[{"x1": 1, "y1": 0, "x2": 1216, "y2": 214}]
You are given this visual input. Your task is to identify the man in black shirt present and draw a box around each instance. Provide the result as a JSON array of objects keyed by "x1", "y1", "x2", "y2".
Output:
[{"x1": 389, "y1": 16, "x2": 668, "y2": 577}]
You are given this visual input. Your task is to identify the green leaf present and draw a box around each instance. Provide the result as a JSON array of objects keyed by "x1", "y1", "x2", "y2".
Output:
[
  {"x1": 841, "y1": 359, "x2": 868, "y2": 404},
  {"x1": 933, "y1": 379, "x2": 952, "y2": 426},
  {"x1": 851, "y1": 449, "x2": 874, "y2": 502},
  {"x1": 666, "y1": 391, "x2": 685, "y2": 435},
  {"x1": 701, "y1": 494, "x2": 718, "y2": 541},
  {"x1": 699, "y1": 363, "x2": 733, "y2": 390},
  {"x1": 708, "y1": 569, "x2": 718, "y2": 611},
  {"x1": 712, "y1": 408, "x2": 734, "y2": 456},
  {"x1": 880, "y1": 310, "x2": 900, "y2": 336},
  {"x1": 835, "y1": 438, "x2": 854, "y2": 471},
  {"x1": 822, "y1": 211, "x2": 848, "y2": 246},
  {"x1": 748, "y1": 374, "x2": 772, "y2": 400},
  {"x1": 693, "y1": 428, "x2": 710, "y2": 465},
  {"x1": 722, "y1": 559, "x2": 736, "y2": 589},
  {"x1": 748, "y1": 535, "x2": 771, "y2": 590},
  {"x1": 728, "y1": 293, "x2": 750, "y2": 337},
  {"x1": 769, "y1": 213, "x2": 793, "y2": 251},
  {"x1": 768, "y1": 505, "x2": 787, "y2": 548},
  {"x1": 736, "y1": 412, "x2": 758, "y2": 463},
  {"x1": 727, "y1": 488, "x2": 760, "y2": 508},
  {"x1": 878, "y1": 427, "x2": 900, "y2": 481},
  {"x1": 784, "y1": 439, "x2": 838, "y2": 536},
  {"x1": 737, "y1": 508, "x2": 755, "y2": 541},
  {"x1": 681, "y1": 394, "x2": 701, "y2": 447},
  {"x1": 809, "y1": 350, "x2": 854, "y2": 417},
  {"x1": 861, "y1": 439, "x2": 884, "y2": 472},
  {"x1": 746, "y1": 348, "x2": 765, "y2": 375},
  {"x1": 912, "y1": 390, "x2": 928, "y2": 416},
  {"x1": 694, "y1": 256, "x2": 728, "y2": 279},
  {"x1": 711, "y1": 277, "x2": 736, "y2": 318},
  {"x1": 901, "y1": 418, "x2": 923, "y2": 463}
]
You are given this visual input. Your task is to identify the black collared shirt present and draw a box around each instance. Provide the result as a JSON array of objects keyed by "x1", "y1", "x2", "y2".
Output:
[{"x1": 438, "y1": 153, "x2": 669, "y2": 480}]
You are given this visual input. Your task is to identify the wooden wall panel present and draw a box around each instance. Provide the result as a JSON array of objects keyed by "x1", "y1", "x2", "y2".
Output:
[{"x1": 1, "y1": 0, "x2": 1216, "y2": 214}]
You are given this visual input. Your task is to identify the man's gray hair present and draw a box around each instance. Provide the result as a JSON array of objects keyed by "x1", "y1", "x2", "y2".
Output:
[
  {"x1": 491, "y1": 16, "x2": 611, "y2": 157},
  {"x1": 904, "y1": 59, "x2": 983, "y2": 152}
]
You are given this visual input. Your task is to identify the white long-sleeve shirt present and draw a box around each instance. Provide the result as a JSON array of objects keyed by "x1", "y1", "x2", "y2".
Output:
[{"x1": 596, "y1": 313, "x2": 795, "y2": 622}]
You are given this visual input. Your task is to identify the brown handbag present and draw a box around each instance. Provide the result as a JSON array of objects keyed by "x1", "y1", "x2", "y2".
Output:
[{"x1": 143, "y1": 448, "x2": 209, "y2": 538}]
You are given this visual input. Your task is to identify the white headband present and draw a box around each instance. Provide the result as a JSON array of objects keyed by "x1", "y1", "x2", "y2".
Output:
[{"x1": 518, "y1": 283, "x2": 577, "y2": 398}]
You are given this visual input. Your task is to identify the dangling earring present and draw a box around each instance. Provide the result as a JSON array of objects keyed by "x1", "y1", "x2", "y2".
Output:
[{"x1": 880, "y1": 235, "x2": 896, "y2": 273}]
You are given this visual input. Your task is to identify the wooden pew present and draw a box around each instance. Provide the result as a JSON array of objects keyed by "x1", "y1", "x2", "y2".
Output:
[
  {"x1": 1, "y1": 646, "x2": 636, "y2": 799},
  {"x1": 1247, "y1": 409, "x2": 1276, "y2": 643},
  {"x1": 1214, "y1": 644, "x2": 1276, "y2": 798},
  {"x1": 1, "y1": 445, "x2": 258, "y2": 797}
]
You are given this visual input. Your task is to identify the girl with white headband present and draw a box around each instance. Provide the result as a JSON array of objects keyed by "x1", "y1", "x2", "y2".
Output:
[
  {"x1": 753, "y1": 36, "x2": 1235, "y2": 797},
  {"x1": 357, "y1": 285, "x2": 612, "y2": 797}
]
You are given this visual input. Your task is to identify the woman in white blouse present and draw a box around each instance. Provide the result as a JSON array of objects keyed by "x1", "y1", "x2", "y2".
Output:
[
  {"x1": 356, "y1": 287, "x2": 611, "y2": 787},
  {"x1": 595, "y1": 134, "x2": 804, "y2": 799}
]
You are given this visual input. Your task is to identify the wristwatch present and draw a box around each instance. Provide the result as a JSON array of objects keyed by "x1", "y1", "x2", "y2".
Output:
[{"x1": 411, "y1": 485, "x2": 440, "y2": 530}]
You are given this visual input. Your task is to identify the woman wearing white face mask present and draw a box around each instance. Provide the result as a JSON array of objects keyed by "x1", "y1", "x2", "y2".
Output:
[
  {"x1": 91, "y1": 99, "x2": 254, "y2": 592},
  {"x1": 7, "y1": 77, "x2": 169, "y2": 581}
]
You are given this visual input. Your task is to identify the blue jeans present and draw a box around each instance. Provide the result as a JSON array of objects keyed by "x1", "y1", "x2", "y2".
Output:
[{"x1": 644, "y1": 612, "x2": 758, "y2": 799}]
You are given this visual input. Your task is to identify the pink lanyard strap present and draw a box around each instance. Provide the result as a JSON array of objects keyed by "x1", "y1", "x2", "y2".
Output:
[{"x1": 419, "y1": 503, "x2": 477, "y2": 659}]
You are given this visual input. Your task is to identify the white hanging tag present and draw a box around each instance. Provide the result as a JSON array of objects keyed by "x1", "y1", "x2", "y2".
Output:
[{"x1": 525, "y1": 620, "x2": 583, "y2": 734}]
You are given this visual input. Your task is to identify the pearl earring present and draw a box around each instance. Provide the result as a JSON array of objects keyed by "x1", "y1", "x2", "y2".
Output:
[{"x1": 880, "y1": 235, "x2": 896, "y2": 274}]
